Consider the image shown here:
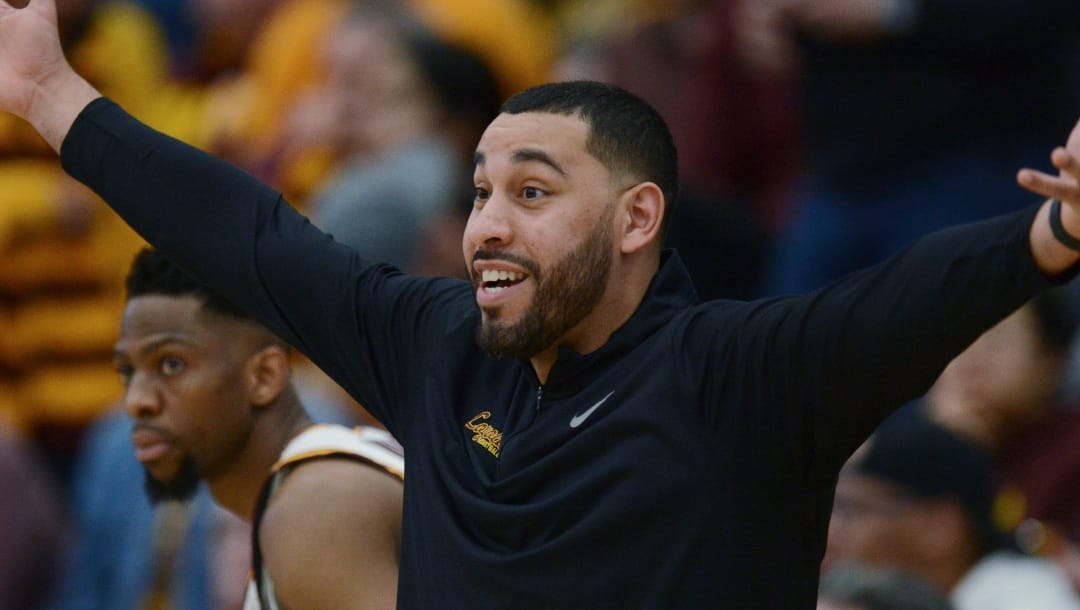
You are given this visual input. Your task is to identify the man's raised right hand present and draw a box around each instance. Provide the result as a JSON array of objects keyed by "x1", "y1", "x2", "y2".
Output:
[{"x1": 0, "y1": 0, "x2": 101, "y2": 152}]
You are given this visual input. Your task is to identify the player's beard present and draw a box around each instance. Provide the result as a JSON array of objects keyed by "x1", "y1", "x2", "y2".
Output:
[
  {"x1": 476, "y1": 209, "x2": 614, "y2": 360},
  {"x1": 143, "y1": 456, "x2": 201, "y2": 505}
]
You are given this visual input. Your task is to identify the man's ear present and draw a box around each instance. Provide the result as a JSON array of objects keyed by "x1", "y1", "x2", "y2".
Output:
[
  {"x1": 619, "y1": 181, "x2": 665, "y2": 255},
  {"x1": 247, "y1": 345, "x2": 291, "y2": 408}
]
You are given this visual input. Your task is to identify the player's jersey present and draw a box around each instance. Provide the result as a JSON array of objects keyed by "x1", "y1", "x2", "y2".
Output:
[{"x1": 242, "y1": 424, "x2": 404, "y2": 610}]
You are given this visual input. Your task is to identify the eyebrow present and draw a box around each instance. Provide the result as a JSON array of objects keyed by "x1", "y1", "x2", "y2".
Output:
[
  {"x1": 113, "y1": 334, "x2": 195, "y2": 360},
  {"x1": 473, "y1": 148, "x2": 567, "y2": 177}
]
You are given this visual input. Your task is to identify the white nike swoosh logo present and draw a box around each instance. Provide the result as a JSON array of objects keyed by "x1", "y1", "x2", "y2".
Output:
[{"x1": 569, "y1": 391, "x2": 615, "y2": 429}]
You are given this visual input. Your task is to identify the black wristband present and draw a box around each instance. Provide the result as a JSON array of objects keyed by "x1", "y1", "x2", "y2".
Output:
[{"x1": 1049, "y1": 199, "x2": 1080, "y2": 252}]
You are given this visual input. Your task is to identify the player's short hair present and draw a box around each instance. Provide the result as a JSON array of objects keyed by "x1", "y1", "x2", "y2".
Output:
[
  {"x1": 124, "y1": 248, "x2": 253, "y2": 321},
  {"x1": 500, "y1": 81, "x2": 679, "y2": 240}
]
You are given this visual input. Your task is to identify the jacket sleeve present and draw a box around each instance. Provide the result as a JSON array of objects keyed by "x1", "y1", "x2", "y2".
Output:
[
  {"x1": 60, "y1": 98, "x2": 467, "y2": 436},
  {"x1": 690, "y1": 204, "x2": 1077, "y2": 480}
]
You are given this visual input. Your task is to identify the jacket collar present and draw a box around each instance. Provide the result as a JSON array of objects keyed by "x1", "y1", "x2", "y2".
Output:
[{"x1": 536, "y1": 249, "x2": 699, "y2": 396}]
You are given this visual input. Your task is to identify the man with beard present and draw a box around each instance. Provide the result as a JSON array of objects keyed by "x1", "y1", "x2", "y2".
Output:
[
  {"x1": 1, "y1": 1, "x2": 1080, "y2": 606},
  {"x1": 114, "y1": 248, "x2": 404, "y2": 610}
]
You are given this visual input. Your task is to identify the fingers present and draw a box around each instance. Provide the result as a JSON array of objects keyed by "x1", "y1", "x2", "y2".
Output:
[
  {"x1": 1018, "y1": 145, "x2": 1080, "y2": 202},
  {"x1": 1019, "y1": 169, "x2": 1080, "y2": 204},
  {"x1": 1052, "y1": 147, "x2": 1080, "y2": 179}
]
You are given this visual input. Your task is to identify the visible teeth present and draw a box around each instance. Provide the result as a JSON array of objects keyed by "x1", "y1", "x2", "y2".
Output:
[{"x1": 481, "y1": 269, "x2": 522, "y2": 283}]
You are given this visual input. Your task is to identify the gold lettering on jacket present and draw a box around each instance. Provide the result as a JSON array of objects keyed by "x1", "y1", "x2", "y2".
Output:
[{"x1": 465, "y1": 411, "x2": 502, "y2": 458}]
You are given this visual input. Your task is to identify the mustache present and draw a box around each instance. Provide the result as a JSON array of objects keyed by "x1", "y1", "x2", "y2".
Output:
[
  {"x1": 131, "y1": 421, "x2": 177, "y2": 442},
  {"x1": 471, "y1": 249, "x2": 540, "y2": 278}
]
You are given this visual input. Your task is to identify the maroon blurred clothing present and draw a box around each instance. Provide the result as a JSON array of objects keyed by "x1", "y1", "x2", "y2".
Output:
[
  {"x1": 606, "y1": 1, "x2": 800, "y2": 232},
  {"x1": 998, "y1": 407, "x2": 1080, "y2": 544},
  {"x1": 0, "y1": 425, "x2": 68, "y2": 610}
]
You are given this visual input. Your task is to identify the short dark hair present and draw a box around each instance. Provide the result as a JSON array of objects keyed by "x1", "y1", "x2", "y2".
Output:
[
  {"x1": 407, "y1": 32, "x2": 501, "y2": 128},
  {"x1": 500, "y1": 81, "x2": 679, "y2": 240},
  {"x1": 125, "y1": 248, "x2": 252, "y2": 321}
]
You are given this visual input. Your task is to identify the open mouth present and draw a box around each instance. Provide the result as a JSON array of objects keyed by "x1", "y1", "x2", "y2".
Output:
[{"x1": 481, "y1": 269, "x2": 527, "y2": 294}]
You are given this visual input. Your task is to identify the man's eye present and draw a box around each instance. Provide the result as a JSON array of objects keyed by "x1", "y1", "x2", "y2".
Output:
[
  {"x1": 115, "y1": 364, "x2": 133, "y2": 385},
  {"x1": 160, "y1": 357, "x2": 185, "y2": 376},
  {"x1": 522, "y1": 186, "x2": 544, "y2": 199},
  {"x1": 473, "y1": 186, "x2": 490, "y2": 201}
]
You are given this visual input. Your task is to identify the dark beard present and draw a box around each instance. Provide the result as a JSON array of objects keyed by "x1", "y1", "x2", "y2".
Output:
[
  {"x1": 476, "y1": 212, "x2": 614, "y2": 359},
  {"x1": 143, "y1": 457, "x2": 201, "y2": 505}
]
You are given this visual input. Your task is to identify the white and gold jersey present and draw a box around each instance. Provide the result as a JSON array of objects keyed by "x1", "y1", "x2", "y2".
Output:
[{"x1": 243, "y1": 425, "x2": 404, "y2": 610}]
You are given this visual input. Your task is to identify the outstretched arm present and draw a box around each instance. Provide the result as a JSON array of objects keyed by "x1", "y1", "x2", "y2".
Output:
[
  {"x1": 0, "y1": 0, "x2": 99, "y2": 151},
  {"x1": 1019, "y1": 118, "x2": 1080, "y2": 277}
]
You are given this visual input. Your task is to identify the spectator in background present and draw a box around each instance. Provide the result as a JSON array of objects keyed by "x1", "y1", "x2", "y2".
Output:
[
  {"x1": 403, "y1": 0, "x2": 553, "y2": 99},
  {"x1": 818, "y1": 564, "x2": 954, "y2": 610},
  {"x1": 404, "y1": 32, "x2": 504, "y2": 278},
  {"x1": 736, "y1": 0, "x2": 1080, "y2": 295},
  {"x1": 602, "y1": 0, "x2": 799, "y2": 234},
  {"x1": 181, "y1": 0, "x2": 347, "y2": 199},
  {"x1": 824, "y1": 411, "x2": 1080, "y2": 610},
  {"x1": 192, "y1": 0, "x2": 552, "y2": 210},
  {"x1": 0, "y1": 420, "x2": 66, "y2": 610},
  {"x1": 927, "y1": 288, "x2": 1079, "y2": 451},
  {"x1": 554, "y1": 0, "x2": 799, "y2": 299},
  {"x1": 923, "y1": 285, "x2": 1080, "y2": 591},
  {"x1": 128, "y1": 0, "x2": 200, "y2": 77},
  {"x1": 296, "y1": 9, "x2": 501, "y2": 275}
]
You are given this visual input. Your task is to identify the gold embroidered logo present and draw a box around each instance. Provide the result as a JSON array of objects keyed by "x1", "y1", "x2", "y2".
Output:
[{"x1": 465, "y1": 411, "x2": 502, "y2": 458}]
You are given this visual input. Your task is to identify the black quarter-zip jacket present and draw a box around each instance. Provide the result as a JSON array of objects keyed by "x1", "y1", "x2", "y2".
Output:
[{"x1": 62, "y1": 98, "x2": 1069, "y2": 609}]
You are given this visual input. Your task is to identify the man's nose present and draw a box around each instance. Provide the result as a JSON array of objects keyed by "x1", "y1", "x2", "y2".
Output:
[
  {"x1": 464, "y1": 193, "x2": 514, "y2": 248},
  {"x1": 123, "y1": 371, "x2": 162, "y2": 419}
]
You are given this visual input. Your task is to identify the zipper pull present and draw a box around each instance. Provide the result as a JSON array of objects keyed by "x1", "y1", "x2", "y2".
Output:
[{"x1": 535, "y1": 385, "x2": 544, "y2": 411}]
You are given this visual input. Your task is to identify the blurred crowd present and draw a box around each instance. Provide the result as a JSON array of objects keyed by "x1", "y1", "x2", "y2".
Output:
[{"x1": 1, "y1": 0, "x2": 1079, "y2": 608}]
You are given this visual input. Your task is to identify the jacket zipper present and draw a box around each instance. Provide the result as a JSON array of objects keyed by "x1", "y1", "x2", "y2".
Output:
[{"x1": 535, "y1": 385, "x2": 544, "y2": 411}]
